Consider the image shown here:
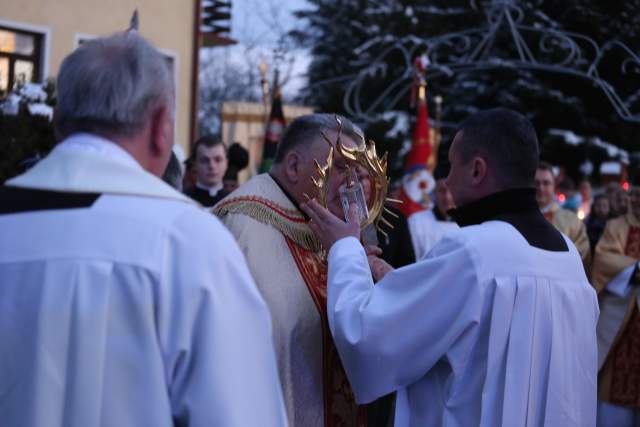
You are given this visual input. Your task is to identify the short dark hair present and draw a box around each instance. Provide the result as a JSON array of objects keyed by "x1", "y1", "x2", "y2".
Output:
[
  {"x1": 192, "y1": 135, "x2": 226, "y2": 161},
  {"x1": 457, "y1": 108, "x2": 539, "y2": 188},
  {"x1": 537, "y1": 161, "x2": 553, "y2": 173},
  {"x1": 273, "y1": 114, "x2": 363, "y2": 163},
  {"x1": 224, "y1": 143, "x2": 250, "y2": 181}
]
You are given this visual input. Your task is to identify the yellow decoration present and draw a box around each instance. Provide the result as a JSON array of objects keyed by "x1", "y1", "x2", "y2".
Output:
[{"x1": 313, "y1": 115, "x2": 398, "y2": 241}]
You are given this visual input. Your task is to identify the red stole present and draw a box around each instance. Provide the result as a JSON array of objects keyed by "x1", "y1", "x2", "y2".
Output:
[
  {"x1": 608, "y1": 226, "x2": 640, "y2": 406},
  {"x1": 285, "y1": 238, "x2": 366, "y2": 427}
]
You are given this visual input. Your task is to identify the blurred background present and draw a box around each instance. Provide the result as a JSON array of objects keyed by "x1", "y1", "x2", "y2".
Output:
[{"x1": 1, "y1": 0, "x2": 639, "y2": 191}]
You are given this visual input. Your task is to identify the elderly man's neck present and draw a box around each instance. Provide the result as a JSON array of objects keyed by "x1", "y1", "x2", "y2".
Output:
[
  {"x1": 269, "y1": 167, "x2": 310, "y2": 220},
  {"x1": 60, "y1": 126, "x2": 159, "y2": 175},
  {"x1": 270, "y1": 166, "x2": 303, "y2": 204}
]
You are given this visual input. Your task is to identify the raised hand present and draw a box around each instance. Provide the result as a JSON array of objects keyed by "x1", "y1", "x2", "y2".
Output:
[{"x1": 301, "y1": 199, "x2": 361, "y2": 251}]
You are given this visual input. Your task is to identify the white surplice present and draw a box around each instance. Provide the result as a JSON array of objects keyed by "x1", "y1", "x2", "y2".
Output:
[
  {"x1": 0, "y1": 134, "x2": 287, "y2": 427},
  {"x1": 327, "y1": 221, "x2": 599, "y2": 427},
  {"x1": 407, "y1": 209, "x2": 459, "y2": 260}
]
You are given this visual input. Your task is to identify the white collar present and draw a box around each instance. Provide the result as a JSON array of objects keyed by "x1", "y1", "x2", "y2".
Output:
[
  {"x1": 196, "y1": 181, "x2": 223, "y2": 197},
  {"x1": 7, "y1": 133, "x2": 195, "y2": 205},
  {"x1": 57, "y1": 133, "x2": 141, "y2": 169}
]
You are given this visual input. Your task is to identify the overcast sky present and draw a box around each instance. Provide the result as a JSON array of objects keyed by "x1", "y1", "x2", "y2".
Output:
[
  {"x1": 228, "y1": 0, "x2": 311, "y2": 100},
  {"x1": 231, "y1": 0, "x2": 308, "y2": 47}
]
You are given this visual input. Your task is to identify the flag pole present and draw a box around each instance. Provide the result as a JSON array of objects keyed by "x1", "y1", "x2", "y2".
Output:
[
  {"x1": 259, "y1": 65, "x2": 285, "y2": 173},
  {"x1": 428, "y1": 95, "x2": 443, "y2": 172},
  {"x1": 259, "y1": 59, "x2": 270, "y2": 126}
]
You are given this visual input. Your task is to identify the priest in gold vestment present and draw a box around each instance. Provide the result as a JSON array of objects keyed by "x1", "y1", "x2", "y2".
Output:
[
  {"x1": 535, "y1": 162, "x2": 591, "y2": 271},
  {"x1": 214, "y1": 114, "x2": 366, "y2": 427},
  {"x1": 591, "y1": 184, "x2": 640, "y2": 426}
]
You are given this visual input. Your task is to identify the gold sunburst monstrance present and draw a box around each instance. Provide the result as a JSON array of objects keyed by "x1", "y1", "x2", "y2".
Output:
[{"x1": 312, "y1": 116, "x2": 401, "y2": 241}]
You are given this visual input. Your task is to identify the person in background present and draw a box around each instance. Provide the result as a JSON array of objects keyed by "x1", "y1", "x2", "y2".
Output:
[
  {"x1": 223, "y1": 142, "x2": 250, "y2": 194},
  {"x1": 182, "y1": 156, "x2": 196, "y2": 190},
  {"x1": 558, "y1": 177, "x2": 581, "y2": 213},
  {"x1": 0, "y1": 31, "x2": 285, "y2": 427},
  {"x1": 585, "y1": 194, "x2": 610, "y2": 252},
  {"x1": 535, "y1": 162, "x2": 591, "y2": 271},
  {"x1": 591, "y1": 180, "x2": 640, "y2": 427},
  {"x1": 162, "y1": 149, "x2": 184, "y2": 191},
  {"x1": 605, "y1": 182, "x2": 629, "y2": 219},
  {"x1": 580, "y1": 179, "x2": 593, "y2": 219},
  {"x1": 183, "y1": 135, "x2": 229, "y2": 207},
  {"x1": 408, "y1": 161, "x2": 459, "y2": 260}
]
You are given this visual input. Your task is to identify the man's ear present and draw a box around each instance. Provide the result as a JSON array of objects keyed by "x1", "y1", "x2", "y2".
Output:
[
  {"x1": 149, "y1": 104, "x2": 172, "y2": 158},
  {"x1": 284, "y1": 151, "x2": 302, "y2": 184},
  {"x1": 471, "y1": 156, "x2": 488, "y2": 185}
]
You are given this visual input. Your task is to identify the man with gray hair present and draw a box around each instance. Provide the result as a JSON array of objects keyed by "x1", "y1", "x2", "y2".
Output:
[
  {"x1": 214, "y1": 114, "x2": 367, "y2": 426},
  {"x1": 0, "y1": 32, "x2": 286, "y2": 427}
]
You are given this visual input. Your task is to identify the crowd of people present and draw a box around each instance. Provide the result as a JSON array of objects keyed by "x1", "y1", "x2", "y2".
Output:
[{"x1": 1, "y1": 30, "x2": 638, "y2": 427}]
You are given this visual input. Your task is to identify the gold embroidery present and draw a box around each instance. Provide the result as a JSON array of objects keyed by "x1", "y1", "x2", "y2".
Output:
[{"x1": 214, "y1": 196, "x2": 322, "y2": 252}]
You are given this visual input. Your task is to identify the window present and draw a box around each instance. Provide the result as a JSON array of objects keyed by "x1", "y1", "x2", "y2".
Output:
[{"x1": 0, "y1": 26, "x2": 43, "y2": 97}]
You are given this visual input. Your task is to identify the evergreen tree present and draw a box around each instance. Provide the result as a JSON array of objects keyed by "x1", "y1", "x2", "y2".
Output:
[
  {"x1": 0, "y1": 82, "x2": 56, "y2": 183},
  {"x1": 293, "y1": 0, "x2": 640, "y2": 180}
]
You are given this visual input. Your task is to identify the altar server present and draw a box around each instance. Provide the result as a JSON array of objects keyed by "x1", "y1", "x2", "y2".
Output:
[
  {"x1": 303, "y1": 108, "x2": 599, "y2": 427},
  {"x1": 0, "y1": 31, "x2": 285, "y2": 427}
]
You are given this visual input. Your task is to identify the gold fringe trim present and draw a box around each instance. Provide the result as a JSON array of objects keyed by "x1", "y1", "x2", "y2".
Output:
[{"x1": 214, "y1": 197, "x2": 322, "y2": 253}]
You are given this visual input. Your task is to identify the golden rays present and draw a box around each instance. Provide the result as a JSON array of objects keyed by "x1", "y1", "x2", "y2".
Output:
[{"x1": 312, "y1": 115, "x2": 402, "y2": 241}]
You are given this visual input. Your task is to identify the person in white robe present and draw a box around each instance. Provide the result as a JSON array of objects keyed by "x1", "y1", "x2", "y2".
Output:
[
  {"x1": 408, "y1": 177, "x2": 459, "y2": 259},
  {"x1": 0, "y1": 32, "x2": 286, "y2": 427},
  {"x1": 302, "y1": 108, "x2": 599, "y2": 427},
  {"x1": 214, "y1": 114, "x2": 367, "y2": 427}
]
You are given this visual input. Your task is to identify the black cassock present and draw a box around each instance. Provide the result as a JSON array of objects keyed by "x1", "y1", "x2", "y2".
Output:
[{"x1": 184, "y1": 186, "x2": 229, "y2": 208}]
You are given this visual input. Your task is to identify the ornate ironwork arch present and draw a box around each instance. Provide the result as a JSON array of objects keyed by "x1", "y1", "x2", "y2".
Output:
[{"x1": 330, "y1": 0, "x2": 640, "y2": 124}]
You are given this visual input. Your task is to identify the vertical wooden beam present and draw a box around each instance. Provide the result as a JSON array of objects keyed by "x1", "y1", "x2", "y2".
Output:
[{"x1": 189, "y1": 0, "x2": 202, "y2": 154}]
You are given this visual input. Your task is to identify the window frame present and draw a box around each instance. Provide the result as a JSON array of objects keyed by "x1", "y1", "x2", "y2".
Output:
[{"x1": 0, "y1": 20, "x2": 49, "y2": 97}]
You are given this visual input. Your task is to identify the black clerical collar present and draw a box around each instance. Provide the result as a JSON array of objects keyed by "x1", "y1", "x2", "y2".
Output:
[
  {"x1": 448, "y1": 187, "x2": 569, "y2": 253},
  {"x1": 269, "y1": 173, "x2": 309, "y2": 220},
  {"x1": 433, "y1": 205, "x2": 450, "y2": 222},
  {"x1": 449, "y1": 187, "x2": 538, "y2": 227}
]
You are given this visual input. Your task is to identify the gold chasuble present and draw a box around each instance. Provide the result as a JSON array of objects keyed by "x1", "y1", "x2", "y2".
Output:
[
  {"x1": 544, "y1": 202, "x2": 591, "y2": 271},
  {"x1": 592, "y1": 212, "x2": 640, "y2": 407},
  {"x1": 214, "y1": 173, "x2": 366, "y2": 427}
]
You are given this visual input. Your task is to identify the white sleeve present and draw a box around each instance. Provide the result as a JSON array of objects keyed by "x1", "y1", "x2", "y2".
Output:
[
  {"x1": 407, "y1": 214, "x2": 426, "y2": 260},
  {"x1": 159, "y1": 210, "x2": 287, "y2": 427},
  {"x1": 605, "y1": 263, "x2": 636, "y2": 297},
  {"x1": 327, "y1": 235, "x2": 483, "y2": 404}
]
